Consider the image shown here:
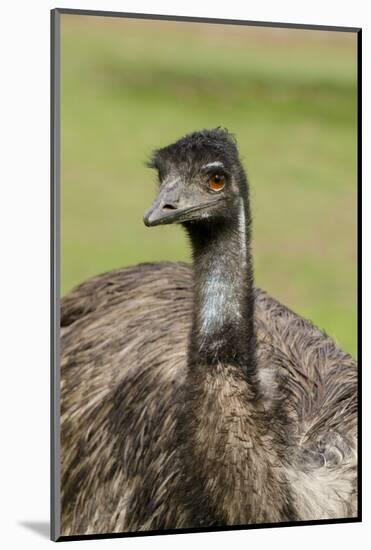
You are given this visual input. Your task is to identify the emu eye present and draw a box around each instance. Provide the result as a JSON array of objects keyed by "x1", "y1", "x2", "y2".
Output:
[{"x1": 208, "y1": 174, "x2": 225, "y2": 191}]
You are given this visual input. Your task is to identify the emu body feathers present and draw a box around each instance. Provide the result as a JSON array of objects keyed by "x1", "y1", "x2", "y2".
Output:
[{"x1": 60, "y1": 262, "x2": 357, "y2": 535}]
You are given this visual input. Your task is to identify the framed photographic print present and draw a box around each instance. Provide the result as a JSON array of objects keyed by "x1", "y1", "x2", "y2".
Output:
[{"x1": 51, "y1": 8, "x2": 361, "y2": 542}]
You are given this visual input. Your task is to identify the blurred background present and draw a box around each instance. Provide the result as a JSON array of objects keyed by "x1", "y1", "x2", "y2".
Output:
[{"x1": 60, "y1": 15, "x2": 357, "y2": 357}]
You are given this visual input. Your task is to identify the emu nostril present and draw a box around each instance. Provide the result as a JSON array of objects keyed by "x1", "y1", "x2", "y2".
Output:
[{"x1": 163, "y1": 203, "x2": 177, "y2": 211}]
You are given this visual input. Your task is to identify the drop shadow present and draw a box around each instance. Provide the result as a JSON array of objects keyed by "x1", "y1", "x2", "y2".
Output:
[{"x1": 18, "y1": 521, "x2": 50, "y2": 539}]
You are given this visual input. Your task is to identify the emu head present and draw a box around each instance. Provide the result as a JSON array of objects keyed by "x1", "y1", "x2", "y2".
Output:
[{"x1": 144, "y1": 128, "x2": 248, "y2": 228}]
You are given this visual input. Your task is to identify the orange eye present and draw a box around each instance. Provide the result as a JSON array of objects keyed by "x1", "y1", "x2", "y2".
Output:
[{"x1": 208, "y1": 174, "x2": 225, "y2": 191}]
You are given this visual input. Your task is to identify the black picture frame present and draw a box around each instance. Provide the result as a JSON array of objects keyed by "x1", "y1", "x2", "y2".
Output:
[{"x1": 51, "y1": 8, "x2": 362, "y2": 542}]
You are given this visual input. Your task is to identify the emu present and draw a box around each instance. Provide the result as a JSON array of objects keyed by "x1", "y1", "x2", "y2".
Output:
[{"x1": 60, "y1": 129, "x2": 357, "y2": 536}]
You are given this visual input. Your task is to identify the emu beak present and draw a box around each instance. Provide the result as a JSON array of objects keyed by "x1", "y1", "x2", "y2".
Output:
[
  {"x1": 144, "y1": 180, "x2": 185, "y2": 227},
  {"x1": 144, "y1": 181, "x2": 221, "y2": 227}
]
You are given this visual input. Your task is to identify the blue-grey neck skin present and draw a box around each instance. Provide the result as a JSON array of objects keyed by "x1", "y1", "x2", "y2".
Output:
[{"x1": 186, "y1": 195, "x2": 256, "y2": 376}]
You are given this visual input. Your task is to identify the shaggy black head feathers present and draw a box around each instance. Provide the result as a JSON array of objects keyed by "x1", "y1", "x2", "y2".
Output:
[{"x1": 147, "y1": 128, "x2": 241, "y2": 178}]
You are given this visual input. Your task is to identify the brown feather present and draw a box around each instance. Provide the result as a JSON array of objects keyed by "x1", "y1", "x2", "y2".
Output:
[{"x1": 60, "y1": 262, "x2": 357, "y2": 535}]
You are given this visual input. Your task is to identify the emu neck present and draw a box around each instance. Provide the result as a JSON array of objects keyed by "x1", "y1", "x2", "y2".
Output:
[
  {"x1": 188, "y1": 198, "x2": 255, "y2": 374},
  {"x1": 181, "y1": 197, "x2": 294, "y2": 525}
]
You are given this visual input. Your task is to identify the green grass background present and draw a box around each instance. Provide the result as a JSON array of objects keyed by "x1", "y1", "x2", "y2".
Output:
[{"x1": 60, "y1": 15, "x2": 357, "y2": 358}]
